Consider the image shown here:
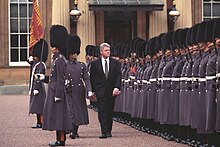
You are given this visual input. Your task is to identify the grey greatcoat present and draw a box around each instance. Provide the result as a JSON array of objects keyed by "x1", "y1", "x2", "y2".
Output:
[
  {"x1": 42, "y1": 52, "x2": 71, "y2": 131},
  {"x1": 29, "y1": 61, "x2": 46, "y2": 115},
  {"x1": 156, "y1": 57, "x2": 166, "y2": 122},
  {"x1": 179, "y1": 59, "x2": 189, "y2": 126},
  {"x1": 65, "y1": 60, "x2": 91, "y2": 126},
  {"x1": 197, "y1": 51, "x2": 210, "y2": 134},
  {"x1": 205, "y1": 49, "x2": 217, "y2": 133},
  {"x1": 169, "y1": 56, "x2": 184, "y2": 125},
  {"x1": 215, "y1": 51, "x2": 220, "y2": 131},
  {"x1": 160, "y1": 57, "x2": 175, "y2": 124},
  {"x1": 190, "y1": 53, "x2": 202, "y2": 129}
]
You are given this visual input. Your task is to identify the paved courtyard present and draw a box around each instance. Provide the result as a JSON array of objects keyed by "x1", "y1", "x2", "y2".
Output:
[{"x1": 0, "y1": 95, "x2": 187, "y2": 147}]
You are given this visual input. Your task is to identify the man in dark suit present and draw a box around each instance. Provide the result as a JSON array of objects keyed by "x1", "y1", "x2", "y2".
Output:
[{"x1": 90, "y1": 43, "x2": 122, "y2": 139}]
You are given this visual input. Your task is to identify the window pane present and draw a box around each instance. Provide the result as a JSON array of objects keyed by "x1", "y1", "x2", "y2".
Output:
[
  {"x1": 20, "y1": 4, "x2": 27, "y2": 17},
  {"x1": 29, "y1": 4, "x2": 33, "y2": 17},
  {"x1": 213, "y1": 3, "x2": 220, "y2": 16},
  {"x1": 11, "y1": 35, "x2": 18, "y2": 47},
  {"x1": 10, "y1": 0, "x2": 18, "y2": 2},
  {"x1": 20, "y1": 19, "x2": 27, "y2": 33},
  {"x1": 20, "y1": 49, "x2": 27, "y2": 61},
  {"x1": 204, "y1": 18, "x2": 211, "y2": 21},
  {"x1": 10, "y1": 19, "x2": 18, "y2": 33},
  {"x1": 204, "y1": 3, "x2": 211, "y2": 16},
  {"x1": 19, "y1": 0, "x2": 28, "y2": 2},
  {"x1": 11, "y1": 49, "x2": 19, "y2": 62},
  {"x1": 10, "y1": 4, "x2": 18, "y2": 17},
  {"x1": 20, "y1": 35, "x2": 27, "y2": 47}
]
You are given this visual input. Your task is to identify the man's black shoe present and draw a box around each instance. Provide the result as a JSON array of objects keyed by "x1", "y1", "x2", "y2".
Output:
[
  {"x1": 107, "y1": 133, "x2": 112, "y2": 137},
  {"x1": 31, "y1": 123, "x2": 42, "y2": 129},
  {"x1": 49, "y1": 141, "x2": 65, "y2": 146},
  {"x1": 99, "y1": 134, "x2": 107, "y2": 139}
]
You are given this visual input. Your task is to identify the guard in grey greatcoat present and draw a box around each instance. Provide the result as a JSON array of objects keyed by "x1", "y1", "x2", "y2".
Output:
[
  {"x1": 204, "y1": 19, "x2": 217, "y2": 133},
  {"x1": 29, "y1": 39, "x2": 48, "y2": 128},
  {"x1": 169, "y1": 29, "x2": 185, "y2": 125},
  {"x1": 66, "y1": 34, "x2": 92, "y2": 139},
  {"x1": 178, "y1": 28, "x2": 192, "y2": 127},
  {"x1": 214, "y1": 18, "x2": 220, "y2": 132},
  {"x1": 196, "y1": 21, "x2": 211, "y2": 134},
  {"x1": 142, "y1": 38, "x2": 155, "y2": 119},
  {"x1": 190, "y1": 24, "x2": 202, "y2": 129},
  {"x1": 183, "y1": 28, "x2": 194, "y2": 126},
  {"x1": 159, "y1": 32, "x2": 175, "y2": 124},
  {"x1": 150, "y1": 34, "x2": 164, "y2": 122},
  {"x1": 42, "y1": 25, "x2": 71, "y2": 146}
]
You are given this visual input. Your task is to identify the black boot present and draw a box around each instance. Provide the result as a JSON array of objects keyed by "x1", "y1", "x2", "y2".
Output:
[
  {"x1": 31, "y1": 114, "x2": 42, "y2": 128},
  {"x1": 75, "y1": 126, "x2": 79, "y2": 138},
  {"x1": 69, "y1": 124, "x2": 79, "y2": 139}
]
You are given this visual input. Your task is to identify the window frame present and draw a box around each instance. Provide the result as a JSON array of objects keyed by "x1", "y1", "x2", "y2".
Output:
[
  {"x1": 203, "y1": 0, "x2": 220, "y2": 21},
  {"x1": 8, "y1": 0, "x2": 33, "y2": 66}
]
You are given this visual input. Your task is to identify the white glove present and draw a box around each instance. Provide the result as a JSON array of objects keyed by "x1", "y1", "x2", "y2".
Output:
[
  {"x1": 65, "y1": 79, "x2": 70, "y2": 86},
  {"x1": 35, "y1": 74, "x2": 45, "y2": 80},
  {"x1": 28, "y1": 56, "x2": 34, "y2": 62},
  {"x1": 33, "y1": 90, "x2": 39, "y2": 96},
  {"x1": 88, "y1": 91, "x2": 93, "y2": 97},
  {"x1": 54, "y1": 97, "x2": 62, "y2": 102}
]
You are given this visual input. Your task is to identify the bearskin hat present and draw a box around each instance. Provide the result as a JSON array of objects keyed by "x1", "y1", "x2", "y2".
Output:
[
  {"x1": 50, "y1": 25, "x2": 68, "y2": 58},
  {"x1": 68, "y1": 34, "x2": 81, "y2": 55},
  {"x1": 32, "y1": 39, "x2": 48, "y2": 62}
]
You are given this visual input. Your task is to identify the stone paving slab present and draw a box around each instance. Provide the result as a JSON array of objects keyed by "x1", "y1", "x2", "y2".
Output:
[{"x1": 0, "y1": 95, "x2": 187, "y2": 147}]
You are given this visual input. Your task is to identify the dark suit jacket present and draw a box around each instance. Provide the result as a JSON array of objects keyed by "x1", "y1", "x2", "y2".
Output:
[{"x1": 90, "y1": 57, "x2": 122, "y2": 98}]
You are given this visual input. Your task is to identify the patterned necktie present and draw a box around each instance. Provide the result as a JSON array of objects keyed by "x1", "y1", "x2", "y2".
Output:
[{"x1": 105, "y1": 60, "x2": 108, "y2": 78}]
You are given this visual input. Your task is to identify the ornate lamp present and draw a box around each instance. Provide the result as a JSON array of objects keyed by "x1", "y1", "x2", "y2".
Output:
[
  {"x1": 70, "y1": 0, "x2": 81, "y2": 23},
  {"x1": 169, "y1": 0, "x2": 180, "y2": 23}
]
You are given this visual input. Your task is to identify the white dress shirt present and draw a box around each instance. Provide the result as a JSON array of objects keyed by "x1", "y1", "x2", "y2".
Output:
[{"x1": 101, "y1": 57, "x2": 109, "y2": 73}]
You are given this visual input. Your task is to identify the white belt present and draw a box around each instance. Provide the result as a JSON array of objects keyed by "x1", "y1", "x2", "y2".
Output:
[
  {"x1": 171, "y1": 78, "x2": 180, "y2": 81},
  {"x1": 158, "y1": 78, "x2": 163, "y2": 81},
  {"x1": 216, "y1": 73, "x2": 220, "y2": 77},
  {"x1": 199, "y1": 78, "x2": 206, "y2": 82},
  {"x1": 129, "y1": 76, "x2": 135, "y2": 80},
  {"x1": 142, "y1": 80, "x2": 151, "y2": 84},
  {"x1": 180, "y1": 77, "x2": 187, "y2": 81},
  {"x1": 185, "y1": 77, "x2": 192, "y2": 81},
  {"x1": 162, "y1": 77, "x2": 171, "y2": 81},
  {"x1": 206, "y1": 76, "x2": 216, "y2": 80},
  {"x1": 192, "y1": 77, "x2": 199, "y2": 81},
  {"x1": 149, "y1": 78, "x2": 157, "y2": 82},
  {"x1": 142, "y1": 80, "x2": 148, "y2": 84},
  {"x1": 124, "y1": 80, "x2": 129, "y2": 83}
]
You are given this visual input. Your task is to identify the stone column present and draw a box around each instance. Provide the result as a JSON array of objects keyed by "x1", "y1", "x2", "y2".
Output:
[
  {"x1": 137, "y1": 11, "x2": 147, "y2": 39},
  {"x1": 0, "y1": 0, "x2": 9, "y2": 66},
  {"x1": 52, "y1": 0, "x2": 70, "y2": 31},
  {"x1": 77, "y1": 1, "x2": 96, "y2": 62},
  {"x1": 174, "y1": 0, "x2": 192, "y2": 29},
  {"x1": 149, "y1": 0, "x2": 168, "y2": 38}
]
